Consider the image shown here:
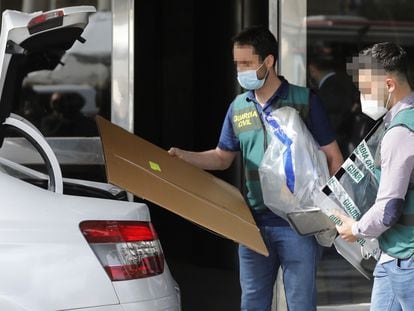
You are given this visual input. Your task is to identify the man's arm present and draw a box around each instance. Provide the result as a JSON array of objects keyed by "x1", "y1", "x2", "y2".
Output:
[
  {"x1": 337, "y1": 126, "x2": 414, "y2": 241},
  {"x1": 306, "y1": 91, "x2": 344, "y2": 175},
  {"x1": 320, "y1": 140, "x2": 343, "y2": 176},
  {"x1": 168, "y1": 147, "x2": 237, "y2": 171}
]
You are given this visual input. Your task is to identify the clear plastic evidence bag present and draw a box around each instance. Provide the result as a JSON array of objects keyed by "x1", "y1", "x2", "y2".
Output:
[{"x1": 259, "y1": 106, "x2": 384, "y2": 278}]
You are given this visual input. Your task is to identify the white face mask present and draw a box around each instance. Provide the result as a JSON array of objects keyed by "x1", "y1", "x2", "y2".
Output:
[{"x1": 360, "y1": 93, "x2": 392, "y2": 121}]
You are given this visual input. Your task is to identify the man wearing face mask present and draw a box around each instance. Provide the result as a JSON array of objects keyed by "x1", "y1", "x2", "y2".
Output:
[
  {"x1": 336, "y1": 42, "x2": 414, "y2": 310},
  {"x1": 169, "y1": 26, "x2": 343, "y2": 311}
]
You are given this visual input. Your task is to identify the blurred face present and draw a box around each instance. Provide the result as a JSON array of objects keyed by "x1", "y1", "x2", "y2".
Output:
[
  {"x1": 233, "y1": 44, "x2": 268, "y2": 79},
  {"x1": 358, "y1": 68, "x2": 388, "y2": 102},
  {"x1": 347, "y1": 55, "x2": 394, "y2": 120},
  {"x1": 347, "y1": 55, "x2": 389, "y2": 102}
]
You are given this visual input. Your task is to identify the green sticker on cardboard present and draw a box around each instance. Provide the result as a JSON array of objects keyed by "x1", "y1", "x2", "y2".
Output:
[{"x1": 149, "y1": 161, "x2": 161, "y2": 172}]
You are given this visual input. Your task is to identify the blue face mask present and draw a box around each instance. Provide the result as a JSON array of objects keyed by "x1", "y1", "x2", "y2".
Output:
[{"x1": 237, "y1": 63, "x2": 268, "y2": 90}]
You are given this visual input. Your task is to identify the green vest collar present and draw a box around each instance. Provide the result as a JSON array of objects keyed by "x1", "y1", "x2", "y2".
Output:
[{"x1": 246, "y1": 76, "x2": 290, "y2": 112}]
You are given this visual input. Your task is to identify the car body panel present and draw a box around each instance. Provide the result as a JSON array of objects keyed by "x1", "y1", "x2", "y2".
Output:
[{"x1": 0, "y1": 171, "x2": 180, "y2": 310}]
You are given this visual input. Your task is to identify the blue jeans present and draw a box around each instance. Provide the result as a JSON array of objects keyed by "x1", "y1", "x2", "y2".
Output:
[
  {"x1": 238, "y1": 225, "x2": 320, "y2": 311},
  {"x1": 371, "y1": 257, "x2": 414, "y2": 311}
]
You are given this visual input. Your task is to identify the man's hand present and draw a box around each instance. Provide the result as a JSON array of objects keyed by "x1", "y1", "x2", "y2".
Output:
[
  {"x1": 334, "y1": 212, "x2": 358, "y2": 242},
  {"x1": 168, "y1": 147, "x2": 182, "y2": 158}
]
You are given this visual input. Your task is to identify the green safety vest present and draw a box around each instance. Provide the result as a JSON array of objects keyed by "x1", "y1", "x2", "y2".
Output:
[
  {"x1": 377, "y1": 107, "x2": 414, "y2": 259},
  {"x1": 231, "y1": 84, "x2": 310, "y2": 212}
]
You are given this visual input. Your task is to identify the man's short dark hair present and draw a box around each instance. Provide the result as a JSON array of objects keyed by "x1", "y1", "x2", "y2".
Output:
[
  {"x1": 232, "y1": 26, "x2": 278, "y2": 66},
  {"x1": 361, "y1": 42, "x2": 408, "y2": 78}
]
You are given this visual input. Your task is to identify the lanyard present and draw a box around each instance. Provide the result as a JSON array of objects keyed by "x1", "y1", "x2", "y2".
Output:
[{"x1": 263, "y1": 111, "x2": 295, "y2": 193}]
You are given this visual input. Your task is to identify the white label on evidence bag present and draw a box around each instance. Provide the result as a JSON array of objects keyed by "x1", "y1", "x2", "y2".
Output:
[
  {"x1": 354, "y1": 140, "x2": 375, "y2": 175},
  {"x1": 342, "y1": 158, "x2": 364, "y2": 184},
  {"x1": 327, "y1": 177, "x2": 362, "y2": 220}
]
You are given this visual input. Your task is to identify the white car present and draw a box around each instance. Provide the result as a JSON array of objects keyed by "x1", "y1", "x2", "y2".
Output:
[{"x1": 0, "y1": 6, "x2": 181, "y2": 311}]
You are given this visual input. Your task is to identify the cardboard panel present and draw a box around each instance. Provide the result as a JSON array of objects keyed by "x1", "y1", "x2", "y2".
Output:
[{"x1": 96, "y1": 116, "x2": 268, "y2": 256}]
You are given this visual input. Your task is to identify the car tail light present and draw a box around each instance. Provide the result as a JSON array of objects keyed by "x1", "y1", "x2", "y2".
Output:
[
  {"x1": 28, "y1": 10, "x2": 64, "y2": 34},
  {"x1": 80, "y1": 221, "x2": 164, "y2": 281}
]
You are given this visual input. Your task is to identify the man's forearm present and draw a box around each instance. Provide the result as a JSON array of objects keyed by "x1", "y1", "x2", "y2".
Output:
[
  {"x1": 321, "y1": 141, "x2": 344, "y2": 176},
  {"x1": 168, "y1": 147, "x2": 237, "y2": 170}
]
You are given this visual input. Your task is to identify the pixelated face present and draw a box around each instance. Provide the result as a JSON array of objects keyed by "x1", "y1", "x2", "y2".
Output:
[
  {"x1": 358, "y1": 68, "x2": 388, "y2": 101},
  {"x1": 233, "y1": 44, "x2": 267, "y2": 79},
  {"x1": 347, "y1": 55, "x2": 388, "y2": 101}
]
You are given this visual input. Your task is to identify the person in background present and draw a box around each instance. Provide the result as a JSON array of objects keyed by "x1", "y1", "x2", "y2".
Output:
[
  {"x1": 169, "y1": 26, "x2": 343, "y2": 311},
  {"x1": 308, "y1": 43, "x2": 374, "y2": 157},
  {"x1": 41, "y1": 92, "x2": 98, "y2": 137},
  {"x1": 336, "y1": 42, "x2": 414, "y2": 310}
]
